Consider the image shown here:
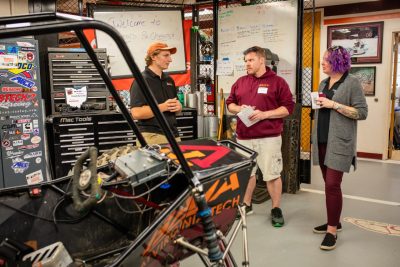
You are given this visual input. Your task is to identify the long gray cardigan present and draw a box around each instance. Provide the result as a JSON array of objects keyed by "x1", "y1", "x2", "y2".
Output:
[{"x1": 311, "y1": 74, "x2": 368, "y2": 173}]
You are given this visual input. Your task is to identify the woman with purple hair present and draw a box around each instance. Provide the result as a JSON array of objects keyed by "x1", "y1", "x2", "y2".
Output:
[{"x1": 311, "y1": 46, "x2": 368, "y2": 250}]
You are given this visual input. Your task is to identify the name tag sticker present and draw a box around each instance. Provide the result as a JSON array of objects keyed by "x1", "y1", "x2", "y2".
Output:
[{"x1": 257, "y1": 87, "x2": 268, "y2": 94}]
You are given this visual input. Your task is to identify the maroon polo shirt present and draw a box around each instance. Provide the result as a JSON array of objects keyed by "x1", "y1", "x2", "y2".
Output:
[{"x1": 226, "y1": 67, "x2": 294, "y2": 140}]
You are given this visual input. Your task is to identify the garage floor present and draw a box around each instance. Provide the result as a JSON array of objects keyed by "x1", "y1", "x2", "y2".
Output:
[{"x1": 181, "y1": 159, "x2": 400, "y2": 267}]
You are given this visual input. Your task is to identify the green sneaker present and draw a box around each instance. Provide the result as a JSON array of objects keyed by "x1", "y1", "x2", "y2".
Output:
[{"x1": 271, "y1": 207, "x2": 284, "y2": 227}]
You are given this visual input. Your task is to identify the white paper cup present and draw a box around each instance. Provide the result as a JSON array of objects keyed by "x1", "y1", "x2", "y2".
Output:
[{"x1": 310, "y1": 92, "x2": 321, "y2": 109}]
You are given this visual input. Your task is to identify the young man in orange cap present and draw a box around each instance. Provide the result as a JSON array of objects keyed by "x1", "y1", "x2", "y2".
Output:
[{"x1": 130, "y1": 41, "x2": 182, "y2": 145}]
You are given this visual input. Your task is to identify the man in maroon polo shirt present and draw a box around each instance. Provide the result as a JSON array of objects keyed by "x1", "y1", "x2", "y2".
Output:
[{"x1": 226, "y1": 46, "x2": 294, "y2": 227}]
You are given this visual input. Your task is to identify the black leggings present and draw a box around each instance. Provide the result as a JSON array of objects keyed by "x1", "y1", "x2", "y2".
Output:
[{"x1": 318, "y1": 143, "x2": 344, "y2": 227}]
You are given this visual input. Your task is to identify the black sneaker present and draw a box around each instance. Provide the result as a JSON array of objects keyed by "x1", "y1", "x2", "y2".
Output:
[
  {"x1": 271, "y1": 207, "x2": 284, "y2": 227},
  {"x1": 320, "y1": 233, "x2": 337, "y2": 250},
  {"x1": 236, "y1": 203, "x2": 253, "y2": 220},
  {"x1": 313, "y1": 223, "x2": 342, "y2": 234}
]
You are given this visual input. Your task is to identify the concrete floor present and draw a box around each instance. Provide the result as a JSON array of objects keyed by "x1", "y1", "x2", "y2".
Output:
[{"x1": 181, "y1": 159, "x2": 400, "y2": 267}]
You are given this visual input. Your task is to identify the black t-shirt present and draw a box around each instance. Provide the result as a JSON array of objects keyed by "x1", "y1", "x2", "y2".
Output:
[
  {"x1": 317, "y1": 71, "x2": 348, "y2": 143},
  {"x1": 130, "y1": 67, "x2": 179, "y2": 136}
]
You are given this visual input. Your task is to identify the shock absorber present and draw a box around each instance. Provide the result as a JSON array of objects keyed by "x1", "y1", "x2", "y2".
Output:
[{"x1": 192, "y1": 184, "x2": 223, "y2": 263}]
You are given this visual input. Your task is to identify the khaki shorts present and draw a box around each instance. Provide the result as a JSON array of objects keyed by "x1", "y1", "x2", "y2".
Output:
[
  {"x1": 237, "y1": 136, "x2": 282, "y2": 181},
  {"x1": 140, "y1": 132, "x2": 181, "y2": 146}
]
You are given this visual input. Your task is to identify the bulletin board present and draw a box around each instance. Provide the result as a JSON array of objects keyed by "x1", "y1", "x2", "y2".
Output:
[
  {"x1": 93, "y1": 6, "x2": 186, "y2": 78},
  {"x1": 217, "y1": 0, "x2": 298, "y2": 95}
]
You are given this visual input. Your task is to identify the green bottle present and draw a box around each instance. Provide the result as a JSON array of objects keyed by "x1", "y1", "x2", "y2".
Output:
[{"x1": 177, "y1": 92, "x2": 184, "y2": 106}]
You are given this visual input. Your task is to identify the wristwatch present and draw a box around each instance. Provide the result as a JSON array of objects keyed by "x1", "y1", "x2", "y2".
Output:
[{"x1": 333, "y1": 102, "x2": 342, "y2": 111}]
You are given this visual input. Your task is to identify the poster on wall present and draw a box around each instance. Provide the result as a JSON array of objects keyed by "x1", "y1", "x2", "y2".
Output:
[
  {"x1": 349, "y1": 66, "x2": 376, "y2": 96},
  {"x1": 327, "y1": 21, "x2": 384, "y2": 64}
]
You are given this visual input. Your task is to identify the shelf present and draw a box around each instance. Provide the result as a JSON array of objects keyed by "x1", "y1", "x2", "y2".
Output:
[
  {"x1": 197, "y1": 60, "x2": 212, "y2": 65},
  {"x1": 198, "y1": 76, "x2": 213, "y2": 80}
]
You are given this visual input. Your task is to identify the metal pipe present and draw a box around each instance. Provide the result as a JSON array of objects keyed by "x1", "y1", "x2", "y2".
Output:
[
  {"x1": 311, "y1": 0, "x2": 316, "y2": 97},
  {"x1": 0, "y1": 12, "x2": 56, "y2": 24},
  {"x1": 240, "y1": 206, "x2": 249, "y2": 267},
  {"x1": 213, "y1": 0, "x2": 218, "y2": 115},
  {"x1": 175, "y1": 237, "x2": 208, "y2": 256},
  {"x1": 296, "y1": 0, "x2": 304, "y2": 103},
  {"x1": 197, "y1": 253, "x2": 212, "y2": 267},
  {"x1": 96, "y1": 0, "x2": 184, "y2": 6},
  {"x1": 220, "y1": 220, "x2": 242, "y2": 260},
  {"x1": 78, "y1": 0, "x2": 83, "y2": 16},
  {"x1": 190, "y1": 5, "x2": 198, "y2": 94}
]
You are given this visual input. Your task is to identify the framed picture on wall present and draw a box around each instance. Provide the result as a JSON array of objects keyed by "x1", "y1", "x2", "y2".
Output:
[
  {"x1": 349, "y1": 66, "x2": 376, "y2": 96},
  {"x1": 327, "y1": 21, "x2": 384, "y2": 64}
]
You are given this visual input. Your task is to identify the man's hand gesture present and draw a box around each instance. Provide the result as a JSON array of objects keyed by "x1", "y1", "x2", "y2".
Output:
[
  {"x1": 165, "y1": 98, "x2": 182, "y2": 113},
  {"x1": 249, "y1": 109, "x2": 269, "y2": 121}
]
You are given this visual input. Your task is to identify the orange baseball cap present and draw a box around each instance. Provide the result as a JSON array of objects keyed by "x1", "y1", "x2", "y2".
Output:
[{"x1": 147, "y1": 42, "x2": 177, "y2": 56}]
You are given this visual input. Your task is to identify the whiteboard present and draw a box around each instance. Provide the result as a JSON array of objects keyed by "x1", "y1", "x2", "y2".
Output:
[
  {"x1": 218, "y1": 0, "x2": 298, "y2": 95},
  {"x1": 94, "y1": 7, "x2": 186, "y2": 78}
]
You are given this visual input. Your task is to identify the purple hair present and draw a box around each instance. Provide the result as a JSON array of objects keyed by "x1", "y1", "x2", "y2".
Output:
[{"x1": 327, "y1": 46, "x2": 351, "y2": 73}]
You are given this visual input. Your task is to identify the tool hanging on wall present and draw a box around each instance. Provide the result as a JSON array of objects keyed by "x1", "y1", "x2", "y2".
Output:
[
  {"x1": 200, "y1": 41, "x2": 213, "y2": 58},
  {"x1": 199, "y1": 28, "x2": 213, "y2": 61}
]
